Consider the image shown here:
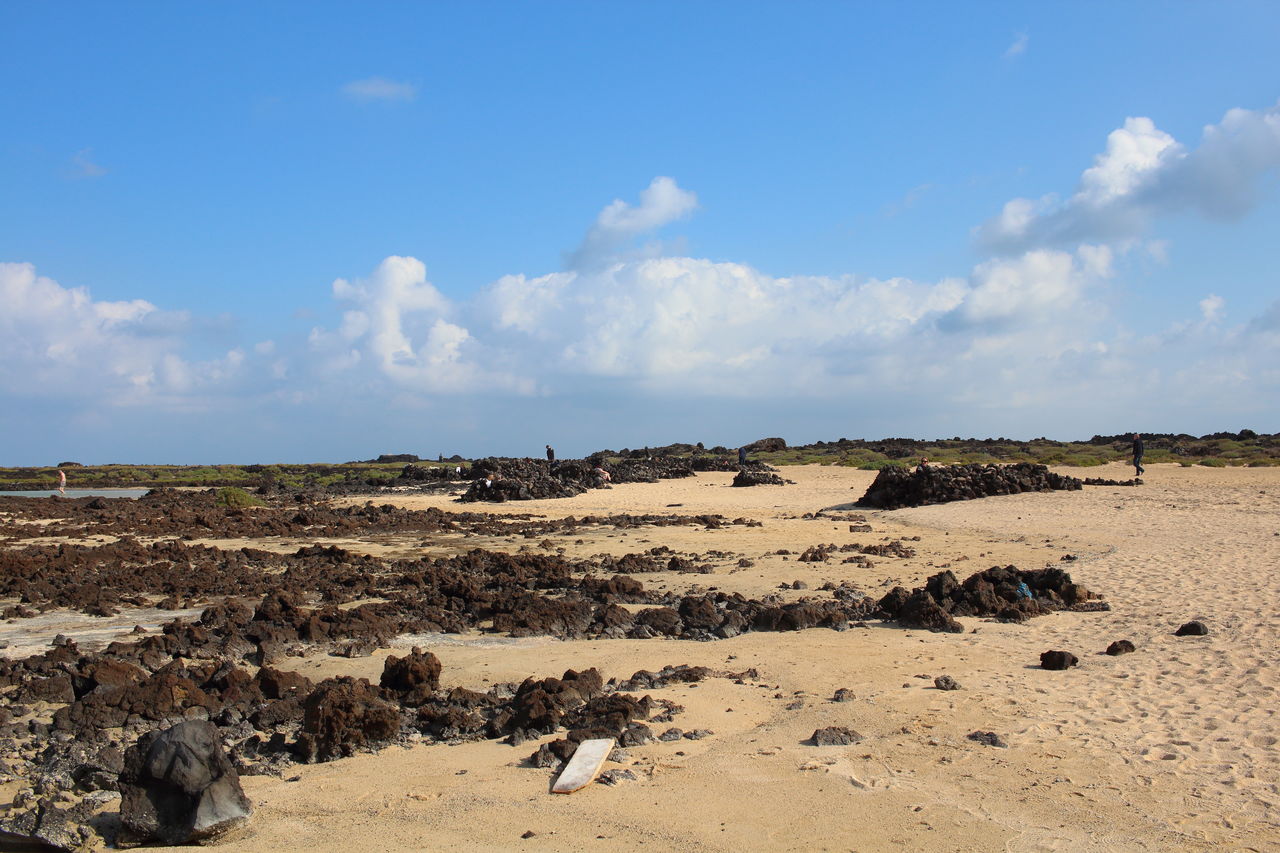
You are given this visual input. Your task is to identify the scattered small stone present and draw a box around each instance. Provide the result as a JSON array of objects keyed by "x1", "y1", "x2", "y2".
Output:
[
  {"x1": 658, "y1": 728, "x2": 684, "y2": 742},
  {"x1": 832, "y1": 688, "x2": 855, "y2": 702},
  {"x1": 784, "y1": 700, "x2": 804, "y2": 710},
  {"x1": 598, "y1": 769, "x2": 637, "y2": 786},
  {"x1": 683, "y1": 729, "x2": 713, "y2": 740},
  {"x1": 933, "y1": 675, "x2": 961, "y2": 691},
  {"x1": 810, "y1": 726, "x2": 863, "y2": 746},
  {"x1": 1174, "y1": 621, "x2": 1209, "y2": 636},
  {"x1": 521, "y1": 830, "x2": 537, "y2": 839},
  {"x1": 1039, "y1": 650, "x2": 1079, "y2": 670},
  {"x1": 1105, "y1": 639, "x2": 1136, "y2": 655},
  {"x1": 607, "y1": 749, "x2": 631, "y2": 763},
  {"x1": 966, "y1": 731, "x2": 1008, "y2": 748}
]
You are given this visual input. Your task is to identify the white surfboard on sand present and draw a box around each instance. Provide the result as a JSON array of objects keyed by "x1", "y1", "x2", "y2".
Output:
[{"x1": 551, "y1": 738, "x2": 615, "y2": 793}]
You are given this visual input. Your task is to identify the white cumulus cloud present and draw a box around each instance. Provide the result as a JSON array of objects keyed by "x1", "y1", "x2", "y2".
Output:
[
  {"x1": 311, "y1": 255, "x2": 530, "y2": 393},
  {"x1": 566, "y1": 176, "x2": 698, "y2": 270},
  {"x1": 0, "y1": 262, "x2": 244, "y2": 404},
  {"x1": 977, "y1": 101, "x2": 1280, "y2": 253}
]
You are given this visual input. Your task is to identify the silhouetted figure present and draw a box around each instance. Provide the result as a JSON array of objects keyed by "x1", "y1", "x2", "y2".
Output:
[
  {"x1": 1132, "y1": 433, "x2": 1145, "y2": 476},
  {"x1": 546, "y1": 445, "x2": 555, "y2": 463},
  {"x1": 737, "y1": 446, "x2": 747, "y2": 465}
]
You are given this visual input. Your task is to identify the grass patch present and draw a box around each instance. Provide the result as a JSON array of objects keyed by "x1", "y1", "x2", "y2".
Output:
[{"x1": 215, "y1": 487, "x2": 266, "y2": 508}]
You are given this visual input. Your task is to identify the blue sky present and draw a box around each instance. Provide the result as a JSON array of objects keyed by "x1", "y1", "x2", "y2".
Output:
[{"x1": 2, "y1": 2, "x2": 1278, "y2": 464}]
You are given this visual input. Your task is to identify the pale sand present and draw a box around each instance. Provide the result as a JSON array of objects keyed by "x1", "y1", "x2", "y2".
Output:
[{"x1": 136, "y1": 465, "x2": 1280, "y2": 850}]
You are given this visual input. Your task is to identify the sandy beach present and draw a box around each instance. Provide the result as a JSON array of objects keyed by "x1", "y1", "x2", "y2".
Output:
[
  {"x1": 202, "y1": 465, "x2": 1280, "y2": 851},
  {"x1": 4, "y1": 463, "x2": 1278, "y2": 852}
]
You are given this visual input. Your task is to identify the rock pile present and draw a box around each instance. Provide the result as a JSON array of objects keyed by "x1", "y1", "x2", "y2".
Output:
[
  {"x1": 856, "y1": 463, "x2": 1083, "y2": 510},
  {"x1": 877, "y1": 565, "x2": 1105, "y2": 632},
  {"x1": 731, "y1": 468, "x2": 786, "y2": 487},
  {"x1": 458, "y1": 457, "x2": 697, "y2": 503}
]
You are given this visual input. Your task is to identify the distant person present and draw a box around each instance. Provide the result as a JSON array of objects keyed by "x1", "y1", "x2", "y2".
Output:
[
  {"x1": 546, "y1": 445, "x2": 555, "y2": 464},
  {"x1": 57, "y1": 468, "x2": 66, "y2": 495},
  {"x1": 1132, "y1": 434, "x2": 1145, "y2": 477},
  {"x1": 593, "y1": 465, "x2": 611, "y2": 486},
  {"x1": 916, "y1": 457, "x2": 929, "y2": 472},
  {"x1": 737, "y1": 446, "x2": 747, "y2": 465}
]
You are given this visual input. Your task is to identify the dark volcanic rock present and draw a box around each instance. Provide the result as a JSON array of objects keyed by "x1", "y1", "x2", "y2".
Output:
[
  {"x1": 1105, "y1": 639, "x2": 1136, "y2": 655},
  {"x1": 933, "y1": 675, "x2": 961, "y2": 691},
  {"x1": 731, "y1": 469, "x2": 786, "y2": 487},
  {"x1": 295, "y1": 677, "x2": 401, "y2": 762},
  {"x1": 1039, "y1": 650, "x2": 1079, "y2": 670},
  {"x1": 810, "y1": 726, "x2": 863, "y2": 746},
  {"x1": 879, "y1": 588, "x2": 962, "y2": 633},
  {"x1": 1174, "y1": 620, "x2": 1209, "y2": 636},
  {"x1": 966, "y1": 730, "x2": 1008, "y2": 748},
  {"x1": 857, "y1": 462, "x2": 1082, "y2": 510},
  {"x1": 118, "y1": 720, "x2": 252, "y2": 845},
  {"x1": 380, "y1": 648, "x2": 442, "y2": 706},
  {"x1": 877, "y1": 565, "x2": 1103, "y2": 632}
]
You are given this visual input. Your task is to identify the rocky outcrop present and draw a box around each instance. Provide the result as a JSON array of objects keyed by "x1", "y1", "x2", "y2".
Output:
[
  {"x1": 877, "y1": 565, "x2": 1104, "y2": 632},
  {"x1": 856, "y1": 463, "x2": 1083, "y2": 510},
  {"x1": 731, "y1": 469, "x2": 786, "y2": 487}
]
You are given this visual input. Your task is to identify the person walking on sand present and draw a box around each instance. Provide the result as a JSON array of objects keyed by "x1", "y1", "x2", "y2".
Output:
[
  {"x1": 1132, "y1": 433, "x2": 1145, "y2": 477},
  {"x1": 57, "y1": 468, "x2": 66, "y2": 495}
]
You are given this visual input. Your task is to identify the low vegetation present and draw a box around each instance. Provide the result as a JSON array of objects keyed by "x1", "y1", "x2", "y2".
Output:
[{"x1": 2, "y1": 431, "x2": 1275, "y2": 491}]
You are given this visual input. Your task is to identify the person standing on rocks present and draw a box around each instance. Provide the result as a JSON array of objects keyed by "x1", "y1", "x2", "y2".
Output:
[
  {"x1": 1132, "y1": 433, "x2": 1145, "y2": 477},
  {"x1": 737, "y1": 446, "x2": 747, "y2": 466},
  {"x1": 546, "y1": 445, "x2": 555, "y2": 464}
]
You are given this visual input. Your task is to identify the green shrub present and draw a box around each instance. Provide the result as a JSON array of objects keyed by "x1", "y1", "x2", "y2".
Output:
[
  {"x1": 1197, "y1": 458, "x2": 1226, "y2": 468},
  {"x1": 215, "y1": 487, "x2": 265, "y2": 508},
  {"x1": 858, "y1": 459, "x2": 906, "y2": 471}
]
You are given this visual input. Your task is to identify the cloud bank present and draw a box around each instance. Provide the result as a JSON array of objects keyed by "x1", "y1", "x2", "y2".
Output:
[
  {"x1": 977, "y1": 101, "x2": 1280, "y2": 253},
  {"x1": 4, "y1": 101, "x2": 1279, "y2": 459}
]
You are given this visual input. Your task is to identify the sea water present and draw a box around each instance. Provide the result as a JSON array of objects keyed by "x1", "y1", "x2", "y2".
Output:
[{"x1": 0, "y1": 488, "x2": 150, "y2": 499}]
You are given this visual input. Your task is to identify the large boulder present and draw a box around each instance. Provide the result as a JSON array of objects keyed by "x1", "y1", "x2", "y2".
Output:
[{"x1": 118, "y1": 720, "x2": 252, "y2": 845}]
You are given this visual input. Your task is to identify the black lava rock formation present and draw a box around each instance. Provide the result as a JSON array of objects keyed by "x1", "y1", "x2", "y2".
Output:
[{"x1": 856, "y1": 463, "x2": 1083, "y2": 510}]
